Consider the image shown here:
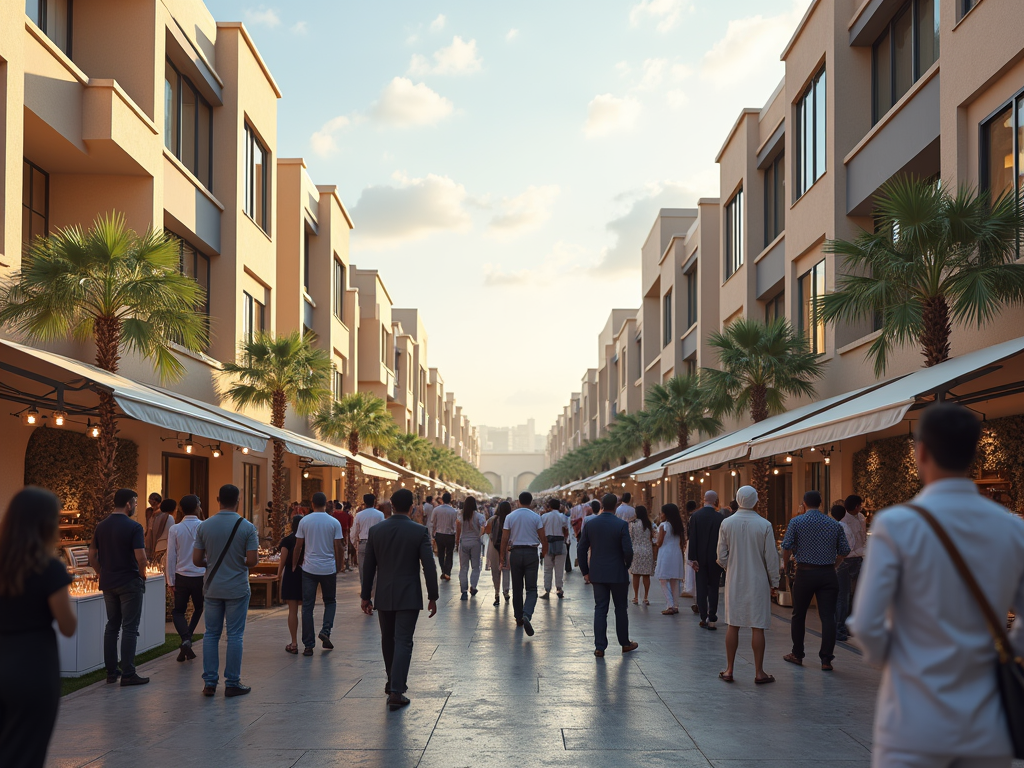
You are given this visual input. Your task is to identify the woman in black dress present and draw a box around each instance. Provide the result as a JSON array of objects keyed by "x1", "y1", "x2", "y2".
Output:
[
  {"x1": 277, "y1": 515, "x2": 304, "y2": 654},
  {"x1": 0, "y1": 487, "x2": 78, "y2": 768}
]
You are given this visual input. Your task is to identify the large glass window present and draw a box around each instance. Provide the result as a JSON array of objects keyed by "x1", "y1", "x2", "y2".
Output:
[
  {"x1": 242, "y1": 291, "x2": 265, "y2": 343},
  {"x1": 22, "y1": 160, "x2": 48, "y2": 248},
  {"x1": 244, "y1": 123, "x2": 269, "y2": 233},
  {"x1": 725, "y1": 188, "x2": 744, "y2": 278},
  {"x1": 872, "y1": 0, "x2": 940, "y2": 125},
  {"x1": 764, "y1": 153, "x2": 786, "y2": 246},
  {"x1": 796, "y1": 68, "x2": 827, "y2": 198},
  {"x1": 333, "y1": 369, "x2": 344, "y2": 401},
  {"x1": 333, "y1": 259, "x2": 345, "y2": 320},
  {"x1": 982, "y1": 97, "x2": 1024, "y2": 204},
  {"x1": 170, "y1": 235, "x2": 210, "y2": 317},
  {"x1": 164, "y1": 60, "x2": 213, "y2": 188},
  {"x1": 686, "y1": 268, "x2": 698, "y2": 328},
  {"x1": 662, "y1": 289, "x2": 673, "y2": 349},
  {"x1": 798, "y1": 260, "x2": 826, "y2": 354},
  {"x1": 27, "y1": 0, "x2": 72, "y2": 56},
  {"x1": 765, "y1": 292, "x2": 785, "y2": 324},
  {"x1": 634, "y1": 335, "x2": 642, "y2": 380},
  {"x1": 303, "y1": 230, "x2": 311, "y2": 292}
]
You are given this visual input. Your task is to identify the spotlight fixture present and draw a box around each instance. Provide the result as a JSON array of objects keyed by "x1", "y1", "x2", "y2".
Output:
[
  {"x1": 621, "y1": 482, "x2": 626, "y2": 488},
  {"x1": 22, "y1": 406, "x2": 40, "y2": 426},
  {"x1": 699, "y1": 477, "x2": 705, "y2": 484},
  {"x1": 52, "y1": 410, "x2": 67, "y2": 427}
]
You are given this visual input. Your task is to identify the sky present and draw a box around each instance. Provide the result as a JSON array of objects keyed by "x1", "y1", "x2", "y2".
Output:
[{"x1": 205, "y1": 0, "x2": 807, "y2": 432}]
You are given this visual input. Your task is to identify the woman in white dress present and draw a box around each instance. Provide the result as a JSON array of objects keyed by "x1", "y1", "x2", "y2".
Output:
[{"x1": 654, "y1": 503, "x2": 687, "y2": 615}]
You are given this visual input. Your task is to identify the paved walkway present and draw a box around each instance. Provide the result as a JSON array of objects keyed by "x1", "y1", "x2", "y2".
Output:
[{"x1": 48, "y1": 559, "x2": 881, "y2": 768}]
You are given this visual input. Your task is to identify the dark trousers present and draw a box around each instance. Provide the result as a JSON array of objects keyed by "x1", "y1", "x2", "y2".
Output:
[
  {"x1": 172, "y1": 575, "x2": 205, "y2": 644},
  {"x1": 592, "y1": 582, "x2": 630, "y2": 651},
  {"x1": 301, "y1": 571, "x2": 337, "y2": 649},
  {"x1": 378, "y1": 609, "x2": 419, "y2": 695},
  {"x1": 435, "y1": 533, "x2": 456, "y2": 576},
  {"x1": 791, "y1": 566, "x2": 839, "y2": 663},
  {"x1": 102, "y1": 578, "x2": 145, "y2": 677},
  {"x1": 694, "y1": 562, "x2": 722, "y2": 622},
  {"x1": 509, "y1": 547, "x2": 539, "y2": 621}
]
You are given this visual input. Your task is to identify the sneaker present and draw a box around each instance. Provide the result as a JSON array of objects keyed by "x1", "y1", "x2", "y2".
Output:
[
  {"x1": 120, "y1": 674, "x2": 150, "y2": 687},
  {"x1": 461, "y1": 592, "x2": 468, "y2": 601},
  {"x1": 303, "y1": 647, "x2": 314, "y2": 656},
  {"x1": 539, "y1": 591, "x2": 550, "y2": 600},
  {"x1": 523, "y1": 617, "x2": 535, "y2": 637},
  {"x1": 319, "y1": 631, "x2": 334, "y2": 650},
  {"x1": 225, "y1": 684, "x2": 252, "y2": 697}
]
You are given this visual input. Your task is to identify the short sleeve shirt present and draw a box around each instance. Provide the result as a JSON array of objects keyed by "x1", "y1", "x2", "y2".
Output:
[
  {"x1": 353, "y1": 508, "x2": 385, "y2": 540},
  {"x1": 194, "y1": 511, "x2": 259, "y2": 599},
  {"x1": 0, "y1": 558, "x2": 72, "y2": 635},
  {"x1": 542, "y1": 510, "x2": 569, "y2": 537},
  {"x1": 92, "y1": 513, "x2": 145, "y2": 591},
  {"x1": 504, "y1": 507, "x2": 544, "y2": 546},
  {"x1": 616, "y1": 504, "x2": 636, "y2": 523},
  {"x1": 296, "y1": 512, "x2": 343, "y2": 576},
  {"x1": 781, "y1": 509, "x2": 851, "y2": 565}
]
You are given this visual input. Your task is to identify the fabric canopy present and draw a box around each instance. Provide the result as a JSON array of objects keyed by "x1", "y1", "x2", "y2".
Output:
[
  {"x1": 748, "y1": 335, "x2": 1024, "y2": 460},
  {"x1": 345, "y1": 452, "x2": 400, "y2": 480},
  {"x1": 632, "y1": 435, "x2": 725, "y2": 482}
]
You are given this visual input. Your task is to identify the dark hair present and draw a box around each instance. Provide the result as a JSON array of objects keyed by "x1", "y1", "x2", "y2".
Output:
[
  {"x1": 661, "y1": 503, "x2": 684, "y2": 537},
  {"x1": 493, "y1": 500, "x2": 512, "y2": 545},
  {"x1": 0, "y1": 487, "x2": 61, "y2": 597},
  {"x1": 114, "y1": 488, "x2": 138, "y2": 508},
  {"x1": 180, "y1": 495, "x2": 200, "y2": 516},
  {"x1": 426, "y1": 496, "x2": 433, "y2": 503},
  {"x1": 844, "y1": 494, "x2": 862, "y2": 512},
  {"x1": 343, "y1": 501, "x2": 352, "y2": 511},
  {"x1": 803, "y1": 490, "x2": 822, "y2": 508},
  {"x1": 635, "y1": 505, "x2": 652, "y2": 532},
  {"x1": 519, "y1": 491, "x2": 533, "y2": 506},
  {"x1": 589, "y1": 500, "x2": 601, "y2": 514},
  {"x1": 218, "y1": 484, "x2": 241, "y2": 509},
  {"x1": 463, "y1": 496, "x2": 478, "y2": 521},
  {"x1": 685, "y1": 500, "x2": 697, "y2": 513},
  {"x1": 311, "y1": 492, "x2": 328, "y2": 509},
  {"x1": 830, "y1": 504, "x2": 847, "y2": 521},
  {"x1": 916, "y1": 403, "x2": 981, "y2": 471},
  {"x1": 148, "y1": 492, "x2": 162, "y2": 505},
  {"x1": 363, "y1": 493, "x2": 376, "y2": 507},
  {"x1": 547, "y1": 497, "x2": 561, "y2": 511},
  {"x1": 729, "y1": 500, "x2": 738, "y2": 511},
  {"x1": 159, "y1": 498, "x2": 177, "y2": 514},
  {"x1": 290, "y1": 515, "x2": 303, "y2": 536},
  {"x1": 441, "y1": 492, "x2": 452, "y2": 504},
  {"x1": 601, "y1": 493, "x2": 617, "y2": 511},
  {"x1": 391, "y1": 488, "x2": 414, "y2": 514},
  {"x1": 621, "y1": 492, "x2": 631, "y2": 503}
]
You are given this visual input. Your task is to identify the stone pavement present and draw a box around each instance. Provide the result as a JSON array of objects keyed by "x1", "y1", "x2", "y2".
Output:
[{"x1": 48, "y1": 558, "x2": 881, "y2": 768}]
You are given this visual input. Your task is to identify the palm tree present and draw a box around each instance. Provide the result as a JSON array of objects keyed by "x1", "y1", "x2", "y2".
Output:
[
  {"x1": 0, "y1": 213, "x2": 208, "y2": 535},
  {"x1": 607, "y1": 410, "x2": 658, "y2": 461},
  {"x1": 313, "y1": 391, "x2": 391, "y2": 500},
  {"x1": 223, "y1": 330, "x2": 331, "y2": 539},
  {"x1": 703, "y1": 317, "x2": 826, "y2": 514},
  {"x1": 388, "y1": 432, "x2": 431, "y2": 470},
  {"x1": 821, "y1": 176, "x2": 1024, "y2": 375}
]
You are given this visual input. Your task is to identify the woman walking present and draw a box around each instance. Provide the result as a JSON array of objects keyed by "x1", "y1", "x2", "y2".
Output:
[
  {"x1": 0, "y1": 487, "x2": 78, "y2": 768},
  {"x1": 457, "y1": 497, "x2": 486, "y2": 600},
  {"x1": 485, "y1": 500, "x2": 512, "y2": 606},
  {"x1": 629, "y1": 505, "x2": 655, "y2": 605},
  {"x1": 277, "y1": 515, "x2": 304, "y2": 654},
  {"x1": 655, "y1": 503, "x2": 686, "y2": 615}
]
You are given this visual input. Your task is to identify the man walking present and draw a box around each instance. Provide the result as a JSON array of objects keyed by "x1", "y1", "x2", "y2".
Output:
[
  {"x1": 166, "y1": 494, "x2": 205, "y2": 662},
  {"x1": 360, "y1": 489, "x2": 438, "y2": 711},
  {"x1": 352, "y1": 494, "x2": 385, "y2": 602},
  {"x1": 781, "y1": 490, "x2": 850, "y2": 671},
  {"x1": 431, "y1": 493, "x2": 459, "y2": 581},
  {"x1": 540, "y1": 498, "x2": 569, "y2": 600},
  {"x1": 500, "y1": 491, "x2": 547, "y2": 637},
  {"x1": 193, "y1": 484, "x2": 259, "y2": 697},
  {"x1": 837, "y1": 494, "x2": 867, "y2": 640},
  {"x1": 852, "y1": 404, "x2": 1024, "y2": 768},
  {"x1": 689, "y1": 490, "x2": 724, "y2": 630},
  {"x1": 294, "y1": 492, "x2": 344, "y2": 656},
  {"x1": 89, "y1": 488, "x2": 149, "y2": 686},
  {"x1": 579, "y1": 493, "x2": 638, "y2": 657},
  {"x1": 145, "y1": 498, "x2": 174, "y2": 569},
  {"x1": 615, "y1": 492, "x2": 636, "y2": 522}
]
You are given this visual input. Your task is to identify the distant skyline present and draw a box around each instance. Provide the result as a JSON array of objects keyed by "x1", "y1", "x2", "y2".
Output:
[{"x1": 205, "y1": 0, "x2": 805, "y2": 428}]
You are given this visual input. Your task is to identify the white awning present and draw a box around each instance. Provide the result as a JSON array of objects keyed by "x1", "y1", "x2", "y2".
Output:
[
  {"x1": 0, "y1": 340, "x2": 269, "y2": 452},
  {"x1": 632, "y1": 435, "x2": 725, "y2": 482},
  {"x1": 360, "y1": 454, "x2": 434, "y2": 485},
  {"x1": 346, "y1": 452, "x2": 400, "y2": 480},
  {"x1": 748, "y1": 335, "x2": 1024, "y2": 459}
]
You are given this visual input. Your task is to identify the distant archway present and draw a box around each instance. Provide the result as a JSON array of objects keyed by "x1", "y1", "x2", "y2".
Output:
[
  {"x1": 515, "y1": 472, "x2": 537, "y2": 495},
  {"x1": 483, "y1": 472, "x2": 502, "y2": 495}
]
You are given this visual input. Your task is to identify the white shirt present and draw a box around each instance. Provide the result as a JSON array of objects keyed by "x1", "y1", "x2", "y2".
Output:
[
  {"x1": 423, "y1": 502, "x2": 435, "y2": 535},
  {"x1": 503, "y1": 506, "x2": 544, "y2": 546},
  {"x1": 351, "y1": 507, "x2": 385, "y2": 543},
  {"x1": 569, "y1": 503, "x2": 588, "y2": 524},
  {"x1": 541, "y1": 510, "x2": 569, "y2": 538},
  {"x1": 850, "y1": 479, "x2": 1024, "y2": 755},
  {"x1": 164, "y1": 516, "x2": 205, "y2": 586},
  {"x1": 296, "y1": 511, "x2": 343, "y2": 576},
  {"x1": 616, "y1": 504, "x2": 636, "y2": 522},
  {"x1": 845, "y1": 511, "x2": 867, "y2": 558},
  {"x1": 431, "y1": 504, "x2": 459, "y2": 536}
]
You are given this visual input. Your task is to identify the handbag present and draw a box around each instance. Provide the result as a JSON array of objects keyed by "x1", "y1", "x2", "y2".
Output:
[
  {"x1": 905, "y1": 503, "x2": 1024, "y2": 758},
  {"x1": 203, "y1": 516, "x2": 245, "y2": 596}
]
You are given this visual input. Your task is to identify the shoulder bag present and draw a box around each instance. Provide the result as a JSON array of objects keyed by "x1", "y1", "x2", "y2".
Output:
[
  {"x1": 905, "y1": 503, "x2": 1024, "y2": 758},
  {"x1": 203, "y1": 516, "x2": 245, "y2": 596}
]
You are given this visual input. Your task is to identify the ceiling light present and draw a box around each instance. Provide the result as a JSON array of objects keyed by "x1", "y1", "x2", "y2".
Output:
[
  {"x1": 23, "y1": 407, "x2": 39, "y2": 426},
  {"x1": 689, "y1": 475, "x2": 695, "y2": 481},
  {"x1": 52, "y1": 410, "x2": 67, "y2": 427}
]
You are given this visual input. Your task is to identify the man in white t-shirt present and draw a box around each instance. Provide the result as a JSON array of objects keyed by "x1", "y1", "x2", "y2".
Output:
[
  {"x1": 540, "y1": 498, "x2": 570, "y2": 600},
  {"x1": 294, "y1": 492, "x2": 344, "y2": 655},
  {"x1": 351, "y1": 493, "x2": 386, "y2": 605},
  {"x1": 500, "y1": 491, "x2": 548, "y2": 637},
  {"x1": 616, "y1": 492, "x2": 636, "y2": 523}
]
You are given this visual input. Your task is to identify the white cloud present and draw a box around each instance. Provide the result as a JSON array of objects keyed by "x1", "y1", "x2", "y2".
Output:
[
  {"x1": 483, "y1": 242, "x2": 589, "y2": 287},
  {"x1": 666, "y1": 89, "x2": 689, "y2": 110},
  {"x1": 291, "y1": 20, "x2": 307, "y2": 34},
  {"x1": 430, "y1": 14, "x2": 446, "y2": 32},
  {"x1": 349, "y1": 172, "x2": 472, "y2": 248},
  {"x1": 506, "y1": 28, "x2": 519, "y2": 41},
  {"x1": 409, "y1": 36, "x2": 483, "y2": 77},
  {"x1": 310, "y1": 116, "x2": 351, "y2": 157},
  {"x1": 636, "y1": 58, "x2": 668, "y2": 90},
  {"x1": 369, "y1": 77, "x2": 454, "y2": 128},
  {"x1": 488, "y1": 185, "x2": 561, "y2": 235},
  {"x1": 701, "y1": 3, "x2": 804, "y2": 87},
  {"x1": 584, "y1": 94, "x2": 641, "y2": 138},
  {"x1": 244, "y1": 6, "x2": 280, "y2": 28},
  {"x1": 629, "y1": 0, "x2": 692, "y2": 33}
]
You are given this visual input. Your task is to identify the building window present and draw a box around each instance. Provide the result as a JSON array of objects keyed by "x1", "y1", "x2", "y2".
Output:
[
  {"x1": 27, "y1": 0, "x2": 72, "y2": 56},
  {"x1": 242, "y1": 291, "x2": 265, "y2": 343},
  {"x1": 765, "y1": 292, "x2": 785, "y2": 324},
  {"x1": 165, "y1": 61, "x2": 213, "y2": 189},
  {"x1": 22, "y1": 159, "x2": 49, "y2": 248},
  {"x1": 333, "y1": 259, "x2": 345, "y2": 320},
  {"x1": 686, "y1": 268, "x2": 698, "y2": 328},
  {"x1": 635, "y1": 335, "x2": 642, "y2": 380},
  {"x1": 982, "y1": 95, "x2": 1024, "y2": 203},
  {"x1": 381, "y1": 328, "x2": 389, "y2": 366},
  {"x1": 798, "y1": 260, "x2": 826, "y2": 354},
  {"x1": 796, "y1": 67, "x2": 827, "y2": 198},
  {"x1": 303, "y1": 229, "x2": 311, "y2": 293},
  {"x1": 333, "y1": 368, "x2": 344, "y2": 401},
  {"x1": 169, "y1": 235, "x2": 210, "y2": 317},
  {"x1": 685, "y1": 358, "x2": 697, "y2": 377},
  {"x1": 395, "y1": 349, "x2": 402, "y2": 389},
  {"x1": 243, "y1": 123, "x2": 269, "y2": 233},
  {"x1": 620, "y1": 346, "x2": 627, "y2": 388},
  {"x1": 872, "y1": 0, "x2": 939, "y2": 125},
  {"x1": 725, "y1": 189, "x2": 744, "y2": 278},
  {"x1": 764, "y1": 153, "x2": 785, "y2": 246},
  {"x1": 958, "y1": 0, "x2": 978, "y2": 21},
  {"x1": 662, "y1": 289, "x2": 673, "y2": 349}
]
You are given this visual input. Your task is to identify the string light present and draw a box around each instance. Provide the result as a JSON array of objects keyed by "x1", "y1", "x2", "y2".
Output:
[
  {"x1": 184, "y1": 436, "x2": 194, "y2": 454},
  {"x1": 785, "y1": 455, "x2": 793, "y2": 463},
  {"x1": 241, "y1": 446, "x2": 250, "y2": 455},
  {"x1": 52, "y1": 410, "x2": 67, "y2": 427},
  {"x1": 22, "y1": 407, "x2": 39, "y2": 426},
  {"x1": 773, "y1": 468, "x2": 780, "y2": 475},
  {"x1": 88, "y1": 421, "x2": 100, "y2": 438},
  {"x1": 212, "y1": 444, "x2": 222, "y2": 458}
]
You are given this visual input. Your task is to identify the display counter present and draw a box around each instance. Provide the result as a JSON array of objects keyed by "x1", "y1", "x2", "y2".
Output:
[{"x1": 57, "y1": 573, "x2": 167, "y2": 677}]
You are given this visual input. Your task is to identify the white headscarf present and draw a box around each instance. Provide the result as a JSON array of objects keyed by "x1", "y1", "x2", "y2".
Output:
[{"x1": 736, "y1": 485, "x2": 758, "y2": 511}]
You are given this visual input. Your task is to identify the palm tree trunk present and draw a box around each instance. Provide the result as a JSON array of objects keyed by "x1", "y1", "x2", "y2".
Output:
[
  {"x1": 750, "y1": 385, "x2": 769, "y2": 424},
  {"x1": 347, "y1": 432, "x2": 360, "y2": 502},
  {"x1": 920, "y1": 295, "x2": 952, "y2": 367},
  {"x1": 270, "y1": 390, "x2": 287, "y2": 542},
  {"x1": 89, "y1": 317, "x2": 121, "y2": 538}
]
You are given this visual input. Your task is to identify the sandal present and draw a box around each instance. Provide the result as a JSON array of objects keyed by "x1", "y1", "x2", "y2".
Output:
[
  {"x1": 643, "y1": 599, "x2": 650, "y2": 606},
  {"x1": 782, "y1": 653, "x2": 803, "y2": 666},
  {"x1": 285, "y1": 644, "x2": 298, "y2": 655},
  {"x1": 755, "y1": 675, "x2": 776, "y2": 685},
  {"x1": 632, "y1": 598, "x2": 639, "y2": 605},
  {"x1": 718, "y1": 671, "x2": 734, "y2": 683}
]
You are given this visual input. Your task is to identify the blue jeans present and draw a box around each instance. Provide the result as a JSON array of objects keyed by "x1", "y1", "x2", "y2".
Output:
[
  {"x1": 302, "y1": 571, "x2": 337, "y2": 649},
  {"x1": 102, "y1": 578, "x2": 145, "y2": 677},
  {"x1": 203, "y1": 595, "x2": 249, "y2": 688}
]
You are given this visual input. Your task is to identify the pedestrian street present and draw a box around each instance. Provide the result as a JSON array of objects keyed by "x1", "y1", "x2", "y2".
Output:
[{"x1": 47, "y1": 553, "x2": 884, "y2": 768}]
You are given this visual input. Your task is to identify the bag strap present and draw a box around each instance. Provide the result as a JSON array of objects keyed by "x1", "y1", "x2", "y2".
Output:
[
  {"x1": 904, "y1": 503, "x2": 1014, "y2": 663},
  {"x1": 204, "y1": 516, "x2": 245, "y2": 595}
]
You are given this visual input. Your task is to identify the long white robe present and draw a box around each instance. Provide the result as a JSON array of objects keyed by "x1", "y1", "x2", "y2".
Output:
[{"x1": 716, "y1": 509, "x2": 780, "y2": 629}]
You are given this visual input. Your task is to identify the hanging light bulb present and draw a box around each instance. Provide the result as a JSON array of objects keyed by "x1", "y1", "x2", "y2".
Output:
[
  {"x1": 824, "y1": 456, "x2": 831, "y2": 465},
  {"x1": 212, "y1": 444, "x2": 222, "y2": 458},
  {"x1": 730, "y1": 470, "x2": 736, "y2": 477},
  {"x1": 22, "y1": 407, "x2": 40, "y2": 426},
  {"x1": 689, "y1": 475, "x2": 695, "y2": 481},
  {"x1": 88, "y1": 420, "x2": 100, "y2": 438},
  {"x1": 785, "y1": 455, "x2": 793, "y2": 463},
  {"x1": 699, "y1": 477, "x2": 705, "y2": 484},
  {"x1": 52, "y1": 410, "x2": 67, "y2": 427},
  {"x1": 302, "y1": 469, "x2": 310, "y2": 479},
  {"x1": 773, "y1": 468, "x2": 780, "y2": 475},
  {"x1": 810, "y1": 446, "x2": 815, "y2": 452},
  {"x1": 184, "y1": 436, "x2": 194, "y2": 454},
  {"x1": 241, "y1": 446, "x2": 250, "y2": 455}
]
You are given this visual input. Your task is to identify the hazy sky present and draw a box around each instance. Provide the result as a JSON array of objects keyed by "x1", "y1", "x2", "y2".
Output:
[{"x1": 205, "y1": 0, "x2": 805, "y2": 431}]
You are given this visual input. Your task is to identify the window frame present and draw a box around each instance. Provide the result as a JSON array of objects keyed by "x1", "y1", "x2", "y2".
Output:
[
  {"x1": 764, "y1": 292, "x2": 785, "y2": 324},
  {"x1": 333, "y1": 258, "x2": 345, "y2": 320},
  {"x1": 871, "y1": 0, "x2": 940, "y2": 125},
  {"x1": 662, "y1": 289, "x2": 673, "y2": 349},
  {"x1": 685, "y1": 267, "x2": 698, "y2": 328},
  {"x1": 764, "y1": 153, "x2": 785, "y2": 247},
  {"x1": 242, "y1": 290, "x2": 265, "y2": 343},
  {"x1": 243, "y1": 122, "x2": 270, "y2": 234},
  {"x1": 980, "y1": 88, "x2": 1024, "y2": 202},
  {"x1": 28, "y1": 0, "x2": 73, "y2": 57},
  {"x1": 22, "y1": 159, "x2": 50, "y2": 248},
  {"x1": 797, "y1": 260, "x2": 826, "y2": 354},
  {"x1": 795, "y1": 67, "x2": 827, "y2": 199},
  {"x1": 724, "y1": 187, "x2": 744, "y2": 279},
  {"x1": 164, "y1": 59, "x2": 213, "y2": 189},
  {"x1": 303, "y1": 229, "x2": 311, "y2": 293},
  {"x1": 168, "y1": 234, "x2": 210, "y2": 317}
]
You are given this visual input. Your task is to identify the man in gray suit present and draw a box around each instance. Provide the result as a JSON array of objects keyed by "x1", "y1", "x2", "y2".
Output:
[
  {"x1": 361, "y1": 488, "x2": 439, "y2": 711},
  {"x1": 578, "y1": 493, "x2": 638, "y2": 658}
]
